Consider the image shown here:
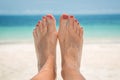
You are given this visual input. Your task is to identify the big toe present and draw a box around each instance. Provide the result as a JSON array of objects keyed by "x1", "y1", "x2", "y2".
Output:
[
  {"x1": 59, "y1": 14, "x2": 69, "y2": 30},
  {"x1": 46, "y1": 14, "x2": 56, "y2": 32}
]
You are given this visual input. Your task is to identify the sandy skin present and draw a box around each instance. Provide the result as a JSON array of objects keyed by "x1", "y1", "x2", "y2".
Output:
[
  {"x1": 58, "y1": 14, "x2": 85, "y2": 80},
  {"x1": 32, "y1": 14, "x2": 57, "y2": 80},
  {"x1": 32, "y1": 14, "x2": 85, "y2": 80}
]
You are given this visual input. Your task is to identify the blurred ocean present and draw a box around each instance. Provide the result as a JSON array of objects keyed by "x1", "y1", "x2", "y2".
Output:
[{"x1": 0, "y1": 14, "x2": 120, "y2": 43}]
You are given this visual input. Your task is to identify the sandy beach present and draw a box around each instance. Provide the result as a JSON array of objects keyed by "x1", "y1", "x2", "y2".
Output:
[{"x1": 0, "y1": 41, "x2": 120, "y2": 80}]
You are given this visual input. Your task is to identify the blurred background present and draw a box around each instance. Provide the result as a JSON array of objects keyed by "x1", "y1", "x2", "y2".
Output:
[{"x1": 0, "y1": 0, "x2": 120, "y2": 80}]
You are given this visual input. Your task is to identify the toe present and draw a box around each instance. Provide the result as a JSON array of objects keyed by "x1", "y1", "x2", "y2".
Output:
[
  {"x1": 79, "y1": 27, "x2": 83, "y2": 38},
  {"x1": 58, "y1": 14, "x2": 69, "y2": 42},
  {"x1": 77, "y1": 21, "x2": 83, "y2": 37},
  {"x1": 69, "y1": 15, "x2": 74, "y2": 29},
  {"x1": 74, "y1": 19, "x2": 78, "y2": 34},
  {"x1": 36, "y1": 24, "x2": 40, "y2": 36},
  {"x1": 37, "y1": 20, "x2": 42, "y2": 32},
  {"x1": 74, "y1": 19, "x2": 80, "y2": 36},
  {"x1": 67, "y1": 15, "x2": 75, "y2": 34},
  {"x1": 75, "y1": 19, "x2": 80, "y2": 36},
  {"x1": 42, "y1": 16, "x2": 47, "y2": 33},
  {"x1": 46, "y1": 14, "x2": 56, "y2": 32},
  {"x1": 33, "y1": 28, "x2": 38, "y2": 40},
  {"x1": 59, "y1": 14, "x2": 69, "y2": 31},
  {"x1": 33, "y1": 29, "x2": 38, "y2": 45},
  {"x1": 33, "y1": 29, "x2": 36, "y2": 38}
]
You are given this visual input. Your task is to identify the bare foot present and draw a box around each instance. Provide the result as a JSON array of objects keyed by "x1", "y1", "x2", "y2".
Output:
[
  {"x1": 33, "y1": 14, "x2": 57, "y2": 71},
  {"x1": 58, "y1": 14, "x2": 85, "y2": 80}
]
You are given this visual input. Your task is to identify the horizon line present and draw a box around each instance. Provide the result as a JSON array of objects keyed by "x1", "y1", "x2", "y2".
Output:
[{"x1": 0, "y1": 13, "x2": 120, "y2": 15}]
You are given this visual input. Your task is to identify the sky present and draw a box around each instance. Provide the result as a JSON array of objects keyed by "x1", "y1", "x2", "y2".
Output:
[{"x1": 0, "y1": 0, "x2": 120, "y2": 15}]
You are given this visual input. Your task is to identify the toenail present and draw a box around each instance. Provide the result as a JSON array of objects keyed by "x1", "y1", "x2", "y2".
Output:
[
  {"x1": 75, "y1": 20, "x2": 77, "y2": 22},
  {"x1": 43, "y1": 16, "x2": 45, "y2": 19},
  {"x1": 43, "y1": 18, "x2": 46, "y2": 21},
  {"x1": 36, "y1": 24, "x2": 39, "y2": 26},
  {"x1": 78, "y1": 22, "x2": 79, "y2": 25},
  {"x1": 63, "y1": 15, "x2": 68, "y2": 19},
  {"x1": 70, "y1": 16, "x2": 74, "y2": 18},
  {"x1": 38, "y1": 21, "x2": 40, "y2": 23},
  {"x1": 47, "y1": 15, "x2": 52, "y2": 19}
]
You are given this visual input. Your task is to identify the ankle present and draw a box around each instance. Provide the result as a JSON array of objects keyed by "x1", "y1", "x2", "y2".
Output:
[
  {"x1": 61, "y1": 66, "x2": 79, "y2": 78},
  {"x1": 38, "y1": 56, "x2": 56, "y2": 78},
  {"x1": 62, "y1": 66, "x2": 79, "y2": 75},
  {"x1": 62, "y1": 60, "x2": 80, "y2": 72},
  {"x1": 61, "y1": 67, "x2": 85, "y2": 80}
]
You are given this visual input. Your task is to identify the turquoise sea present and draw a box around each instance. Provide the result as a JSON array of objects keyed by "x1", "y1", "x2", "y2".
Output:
[{"x1": 0, "y1": 14, "x2": 120, "y2": 43}]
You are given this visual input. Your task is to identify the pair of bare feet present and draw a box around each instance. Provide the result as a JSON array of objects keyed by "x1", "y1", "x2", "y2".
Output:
[{"x1": 32, "y1": 14, "x2": 85, "y2": 80}]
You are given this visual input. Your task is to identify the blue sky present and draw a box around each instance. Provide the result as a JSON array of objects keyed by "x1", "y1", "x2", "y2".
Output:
[{"x1": 0, "y1": 0, "x2": 120, "y2": 15}]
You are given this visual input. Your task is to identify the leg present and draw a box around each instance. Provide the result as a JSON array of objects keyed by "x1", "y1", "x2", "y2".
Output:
[
  {"x1": 32, "y1": 56, "x2": 55, "y2": 80},
  {"x1": 58, "y1": 14, "x2": 85, "y2": 80},
  {"x1": 32, "y1": 14, "x2": 57, "y2": 80}
]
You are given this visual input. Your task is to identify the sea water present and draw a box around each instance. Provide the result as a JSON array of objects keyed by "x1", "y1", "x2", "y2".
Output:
[{"x1": 0, "y1": 14, "x2": 120, "y2": 43}]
